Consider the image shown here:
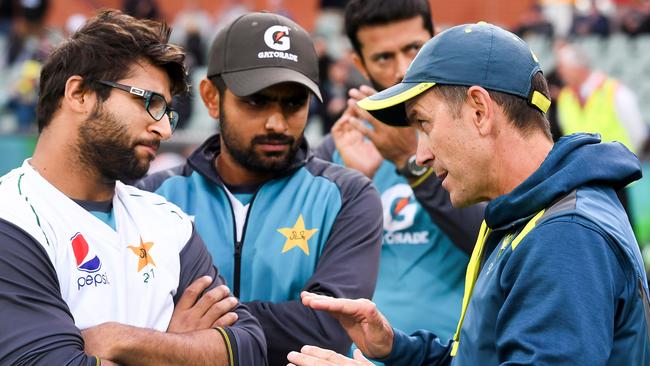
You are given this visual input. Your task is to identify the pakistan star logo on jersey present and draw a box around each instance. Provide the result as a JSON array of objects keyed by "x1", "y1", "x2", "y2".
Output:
[{"x1": 277, "y1": 214, "x2": 318, "y2": 256}]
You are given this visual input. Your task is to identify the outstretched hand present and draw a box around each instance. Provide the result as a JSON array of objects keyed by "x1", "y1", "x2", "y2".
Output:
[
  {"x1": 288, "y1": 346, "x2": 374, "y2": 366},
  {"x1": 300, "y1": 291, "x2": 394, "y2": 359}
]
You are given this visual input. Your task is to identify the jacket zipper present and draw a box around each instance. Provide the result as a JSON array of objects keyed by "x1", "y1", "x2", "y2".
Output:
[{"x1": 223, "y1": 190, "x2": 258, "y2": 299}]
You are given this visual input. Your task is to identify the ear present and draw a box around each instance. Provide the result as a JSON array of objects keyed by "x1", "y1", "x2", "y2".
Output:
[
  {"x1": 466, "y1": 86, "x2": 494, "y2": 136},
  {"x1": 63, "y1": 75, "x2": 95, "y2": 115},
  {"x1": 199, "y1": 78, "x2": 220, "y2": 119},
  {"x1": 351, "y1": 53, "x2": 370, "y2": 81}
]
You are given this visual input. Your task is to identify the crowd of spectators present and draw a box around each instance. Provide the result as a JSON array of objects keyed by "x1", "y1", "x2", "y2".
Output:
[{"x1": 0, "y1": 0, "x2": 648, "y2": 137}]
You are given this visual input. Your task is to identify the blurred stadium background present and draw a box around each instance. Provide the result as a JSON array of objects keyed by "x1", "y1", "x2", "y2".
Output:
[{"x1": 1, "y1": 0, "x2": 650, "y2": 268}]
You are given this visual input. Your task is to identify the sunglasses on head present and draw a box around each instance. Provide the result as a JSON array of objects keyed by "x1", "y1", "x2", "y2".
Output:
[{"x1": 97, "y1": 80, "x2": 179, "y2": 133}]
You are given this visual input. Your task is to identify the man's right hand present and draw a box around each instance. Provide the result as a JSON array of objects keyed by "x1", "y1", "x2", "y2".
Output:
[
  {"x1": 167, "y1": 276, "x2": 238, "y2": 333},
  {"x1": 331, "y1": 101, "x2": 383, "y2": 178},
  {"x1": 347, "y1": 85, "x2": 418, "y2": 170},
  {"x1": 300, "y1": 291, "x2": 394, "y2": 359}
]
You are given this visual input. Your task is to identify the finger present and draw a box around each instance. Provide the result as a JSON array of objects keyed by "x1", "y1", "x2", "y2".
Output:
[
  {"x1": 333, "y1": 103, "x2": 357, "y2": 129},
  {"x1": 176, "y1": 276, "x2": 212, "y2": 310},
  {"x1": 352, "y1": 349, "x2": 370, "y2": 362},
  {"x1": 345, "y1": 99, "x2": 384, "y2": 132},
  {"x1": 287, "y1": 350, "x2": 336, "y2": 366},
  {"x1": 301, "y1": 345, "x2": 352, "y2": 363},
  {"x1": 193, "y1": 285, "x2": 231, "y2": 316},
  {"x1": 358, "y1": 85, "x2": 378, "y2": 97},
  {"x1": 204, "y1": 296, "x2": 238, "y2": 323},
  {"x1": 348, "y1": 85, "x2": 377, "y2": 101},
  {"x1": 212, "y1": 311, "x2": 238, "y2": 328},
  {"x1": 347, "y1": 117, "x2": 378, "y2": 141},
  {"x1": 347, "y1": 88, "x2": 363, "y2": 102},
  {"x1": 301, "y1": 291, "x2": 333, "y2": 303},
  {"x1": 332, "y1": 114, "x2": 353, "y2": 135},
  {"x1": 302, "y1": 292, "x2": 367, "y2": 317}
]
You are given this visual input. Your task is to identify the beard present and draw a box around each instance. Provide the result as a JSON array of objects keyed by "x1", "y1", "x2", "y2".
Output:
[
  {"x1": 367, "y1": 74, "x2": 389, "y2": 92},
  {"x1": 77, "y1": 103, "x2": 160, "y2": 182},
  {"x1": 219, "y1": 105, "x2": 302, "y2": 174}
]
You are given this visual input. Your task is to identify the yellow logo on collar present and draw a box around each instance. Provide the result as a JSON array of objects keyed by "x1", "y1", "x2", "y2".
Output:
[
  {"x1": 277, "y1": 214, "x2": 318, "y2": 256},
  {"x1": 128, "y1": 237, "x2": 156, "y2": 272}
]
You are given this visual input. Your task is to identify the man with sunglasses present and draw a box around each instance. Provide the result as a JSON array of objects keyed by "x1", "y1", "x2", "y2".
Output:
[
  {"x1": 138, "y1": 12, "x2": 383, "y2": 365},
  {"x1": 0, "y1": 10, "x2": 266, "y2": 365}
]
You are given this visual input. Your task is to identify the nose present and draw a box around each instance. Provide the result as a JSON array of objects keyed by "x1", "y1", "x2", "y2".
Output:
[
  {"x1": 395, "y1": 54, "x2": 412, "y2": 82},
  {"x1": 415, "y1": 130, "x2": 434, "y2": 167},
  {"x1": 148, "y1": 115, "x2": 173, "y2": 141},
  {"x1": 265, "y1": 107, "x2": 289, "y2": 133}
]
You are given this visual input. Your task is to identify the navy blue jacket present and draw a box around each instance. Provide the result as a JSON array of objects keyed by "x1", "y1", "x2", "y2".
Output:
[{"x1": 381, "y1": 133, "x2": 650, "y2": 365}]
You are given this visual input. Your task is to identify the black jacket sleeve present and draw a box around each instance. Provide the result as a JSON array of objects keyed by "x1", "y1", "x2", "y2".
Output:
[
  {"x1": 411, "y1": 173, "x2": 485, "y2": 255},
  {"x1": 312, "y1": 134, "x2": 336, "y2": 162},
  {"x1": 177, "y1": 225, "x2": 268, "y2": 366},
  {"x1": 245, "y1": 166, "x2": 383, "y2": 365},
  {"x1": 0, "y1": 219, "x2": 98, "y2": 365}
]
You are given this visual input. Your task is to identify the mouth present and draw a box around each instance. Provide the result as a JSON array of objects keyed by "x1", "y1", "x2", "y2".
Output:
[
  {"x1": 256, "y1": 141, "x2": 290, "y2": 152},
  {"x1": 136, "y1": 143, "x2": 159, "y2": 158},
  {"x1": 437, "y1": 171, "x2": 448, "y2": 182}
]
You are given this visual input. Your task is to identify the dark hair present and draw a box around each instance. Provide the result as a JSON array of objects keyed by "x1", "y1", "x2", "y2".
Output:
[
  {"x1": 37, "y1": 9, "x2": 187, "y2": 131},
  {"x1": 430, "y1": 72, "x2": 552, "y2": 139},
  {"x1": 344, "y1": 0, "x2": 434, "y2": 58}
]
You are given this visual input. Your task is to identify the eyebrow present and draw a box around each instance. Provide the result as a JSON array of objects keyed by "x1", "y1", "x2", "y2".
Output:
[
  {"x1": 401, "y1": 41, "x2": 424, "y2": 52},
  {"x1": 370, "y1": 51, "x2": 394, "y2": 61},
  {"x1": 406, "y1": 109, "x2": 420, "y2": 124}
]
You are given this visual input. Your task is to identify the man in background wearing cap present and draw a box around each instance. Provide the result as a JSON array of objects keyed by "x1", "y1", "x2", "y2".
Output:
[
  {"x1": 287, "y1": 22, "x2": 650, "y2": 366},
  {"x1": 314, "y1": 0, "x2": 484, "y2": 348},
  {"x1": 138, "y1": 12, "x2": 383, "y2": 365}
]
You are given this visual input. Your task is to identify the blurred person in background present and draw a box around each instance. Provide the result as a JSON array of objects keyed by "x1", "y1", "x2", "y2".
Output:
[
  {"x1": 123, "y1": 0, "x2": 161, "y2": 20},
  {"x1": 4, "y1": 0, "x2": 60, "y2": 133},
  {"x1": 556, "y1": 42, "x2": 646, "y2": 219},
  {"x1": 313, "y1": 0, "x2": 484, "y2": 357},
  {"x1": 321, "y1": 55, "x2": 356, "y2": 133},
  {"x1": 169, "y1": 0, "x2": 214, "y2": 130},
  {"x1": 138, "y1": 12, "x2": 383, "y2": 365},
  {"x1": 571, "y1": 0, "x2": 610, "y2": 37},
  {"x1": 513, "y1": 4, "x2": 554, "y2": 38},
  {"x1": 620, "y1": 0, "x2": 650, "y2": 36},
  {"x1": 539, "y1": 0, "x2": 576, "y2": 38},
  {"x1": 6, "y1": 59, "x2": 40, "y2": 132}
]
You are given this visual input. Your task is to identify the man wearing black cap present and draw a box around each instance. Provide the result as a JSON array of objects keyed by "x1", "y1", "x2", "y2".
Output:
[
  {"x1": 287, "y1": 22, "x2": 650, "y2": 366},
  {"x1": 138, "y1": 12, "x2": 383, "y2": 365}
]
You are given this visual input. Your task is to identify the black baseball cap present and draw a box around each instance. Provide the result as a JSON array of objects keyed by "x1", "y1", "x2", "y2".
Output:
[{"x1": 207, "y1": 12, "x2": 322, "y2": 101}]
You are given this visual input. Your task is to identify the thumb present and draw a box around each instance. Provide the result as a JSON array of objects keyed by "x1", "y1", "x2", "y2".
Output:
[{"x1": 353, "y1": 349, "x2": 370, "y2": 362}]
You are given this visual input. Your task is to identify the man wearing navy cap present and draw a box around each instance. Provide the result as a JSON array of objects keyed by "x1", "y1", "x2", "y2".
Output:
[
  {"x1": 288, "y1": 22, "x2": 650, "y2": 366},
  {"x1": 138, "y1": 12, "x2": 383, "y2": 365}
]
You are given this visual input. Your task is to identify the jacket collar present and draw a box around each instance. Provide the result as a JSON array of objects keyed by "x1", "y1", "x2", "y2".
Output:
[{"x1": 186, "y1": 133, "x2": 312, "y2": 187}]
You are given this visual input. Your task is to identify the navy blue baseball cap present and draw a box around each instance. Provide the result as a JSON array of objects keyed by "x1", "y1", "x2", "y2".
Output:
[{"x1": 357, "y1": 22, "x2": 551, "y2": 126}]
